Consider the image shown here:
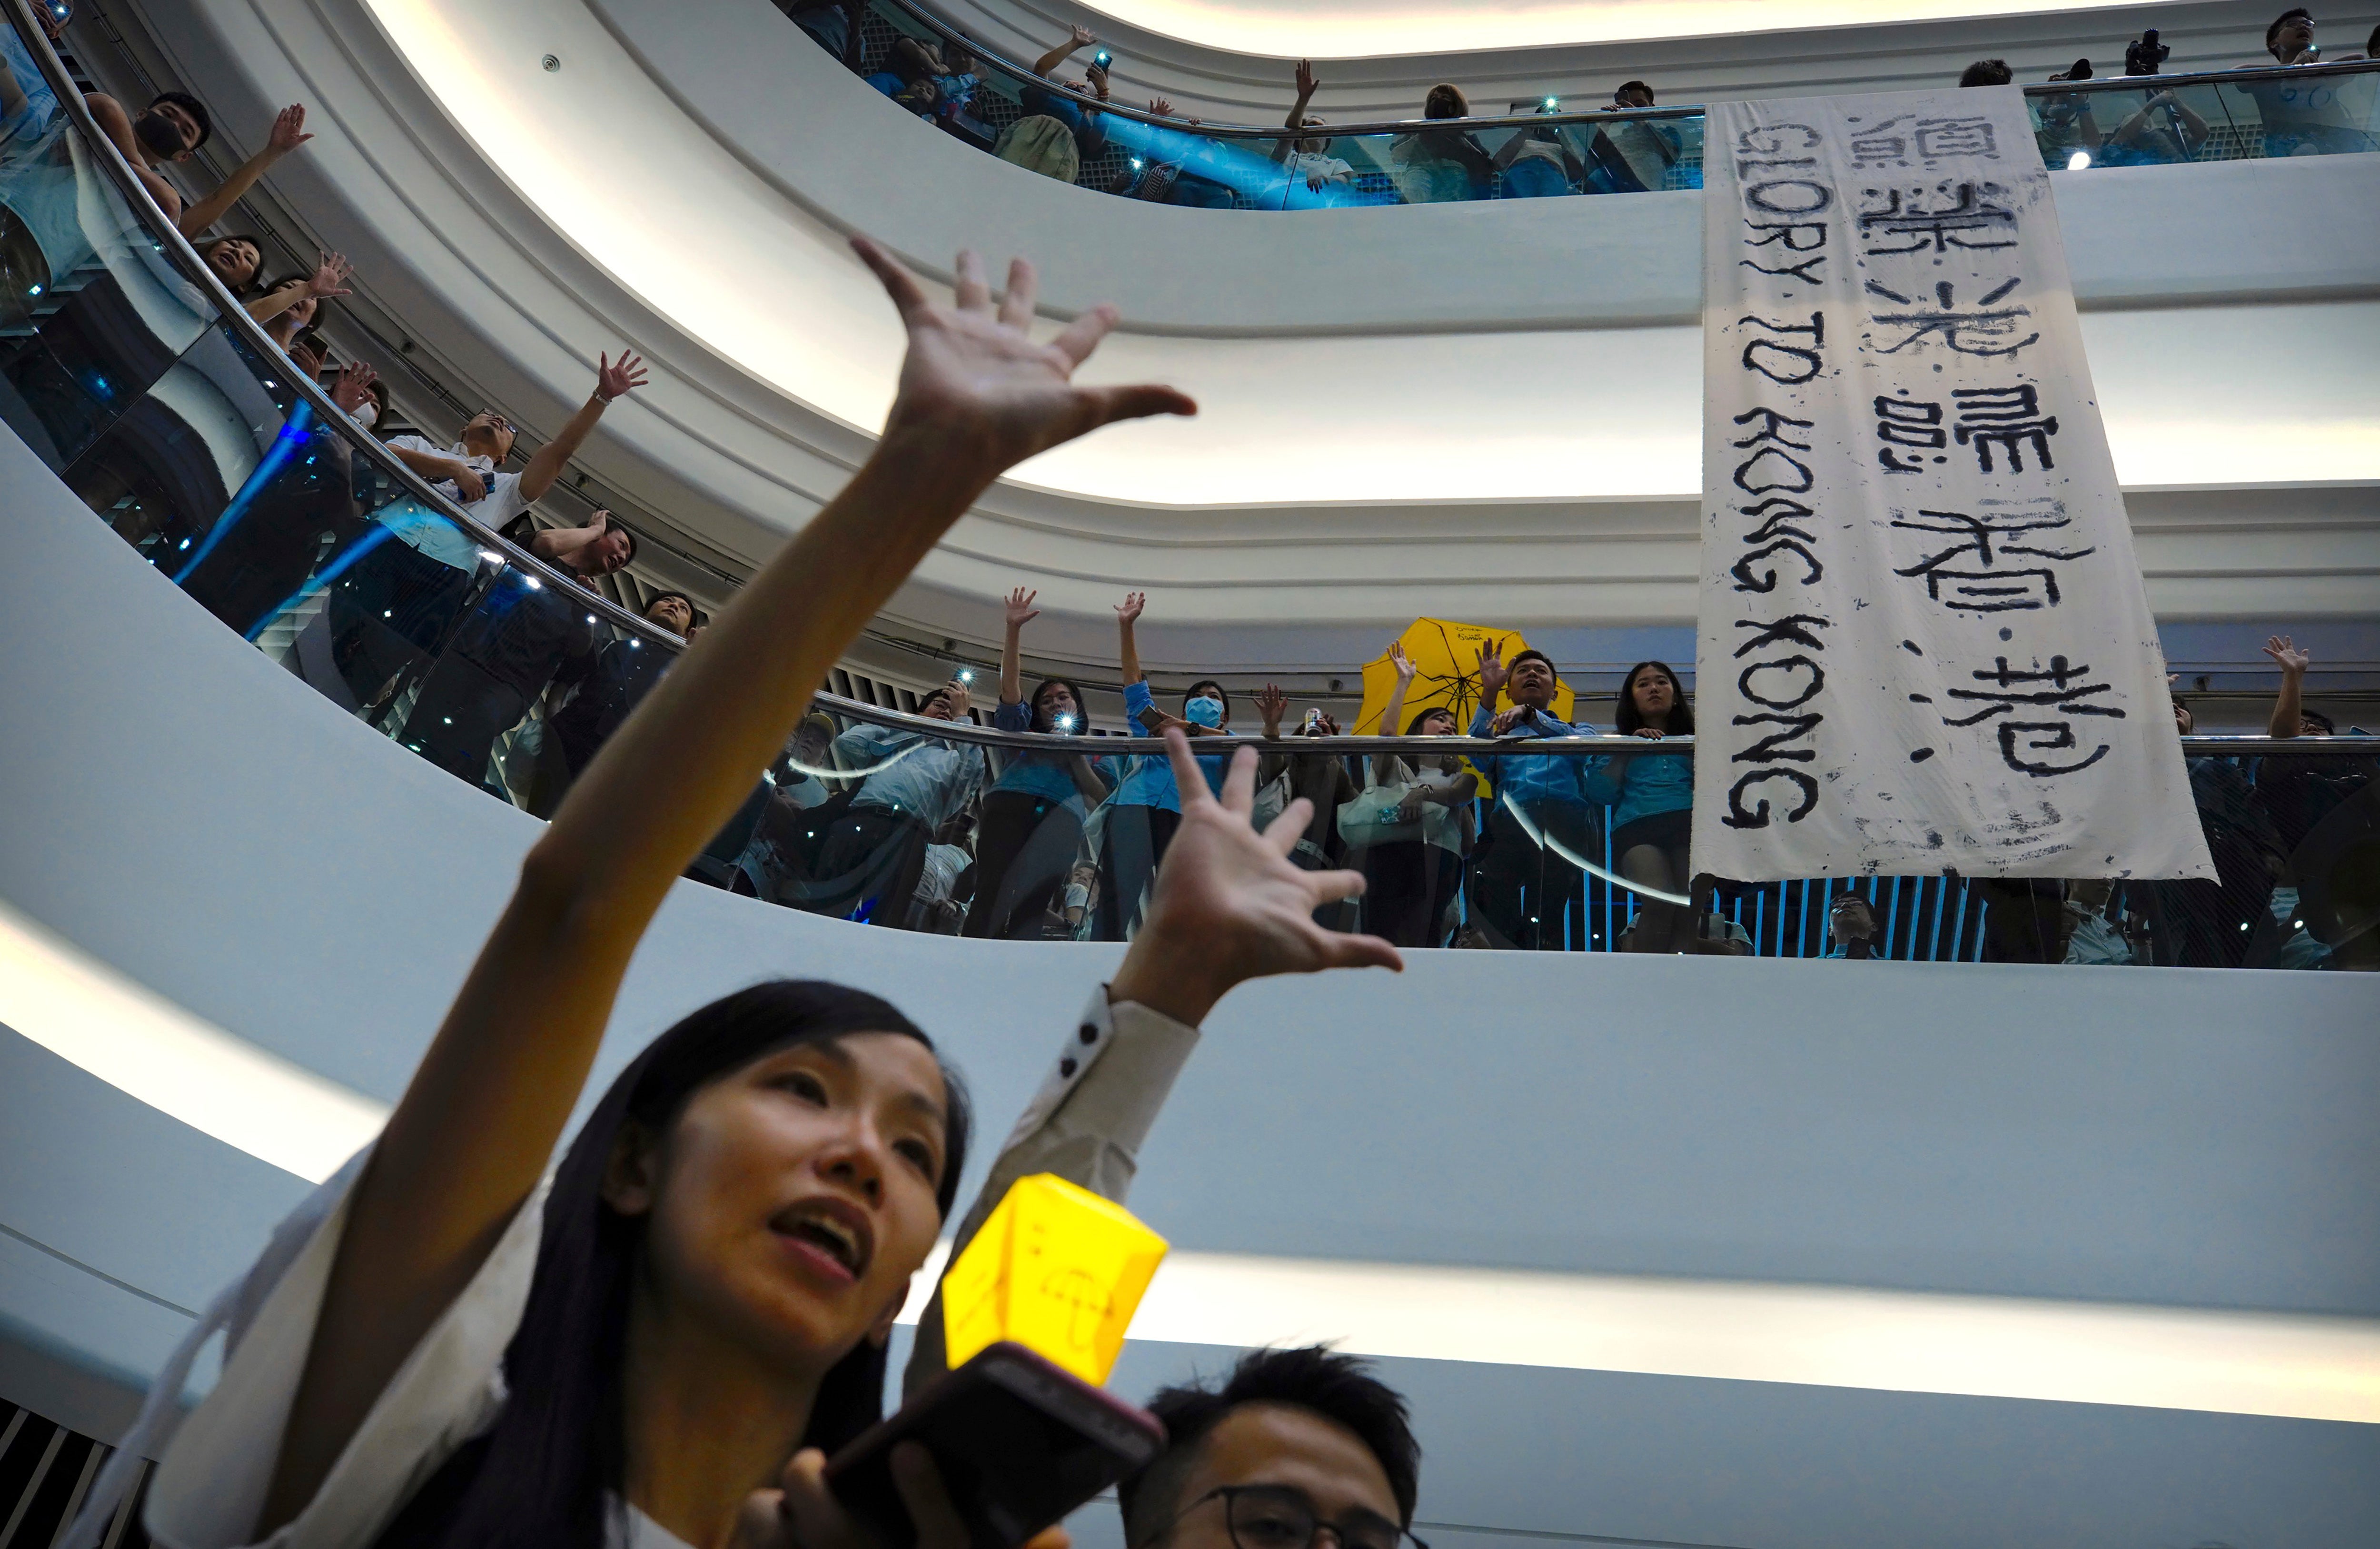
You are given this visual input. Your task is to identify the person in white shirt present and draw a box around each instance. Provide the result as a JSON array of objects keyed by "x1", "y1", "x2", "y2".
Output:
[
  {"x1": 383, "y1": 349, "x2": 648, "y2": 531},
  {"x1": 1270, "y1": 59, "x2": 1356, "y2": 206},
  {"x1": 69, "y1": 238, "x2": 1409, "y2": 1549}
]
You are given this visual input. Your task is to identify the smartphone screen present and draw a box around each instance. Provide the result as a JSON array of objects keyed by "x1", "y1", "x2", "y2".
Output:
[{"x1": 827, "y1": 1343, "x2": 1166, "y2": 1549}]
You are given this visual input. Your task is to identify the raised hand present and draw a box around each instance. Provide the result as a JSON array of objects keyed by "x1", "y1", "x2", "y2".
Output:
[
  {"x1": 854, "y1": 241, "x2": 1195, "y2": 477},
  {"x1": 1477, "y1": 638, "x2": 1508, "y2": 704},
  {"x1": 1294, "y1": 59, "x2": 1319, "y2": 100},
  {"x1": 1112, "y1": 729, "x2": 1401, "y2": 1026},
  {"x1": 1388, "y1": 641, "x2": 1416, "y2": 684},
  {"x1": 1005, "y1": 586, "x2": 1041, "y2": 630},
  {"x1": 943, "y1": 676, "x2": 972, "y2": 718},
  {"x1": 329, "y1": 359, "x2": 377, "y2": 414},
  {"x1": 306, "y1": 249, "x2": 353, "y2": 298},
  {"x1": 1114, "y1": 590, "x2": 1146, "y2": 625},
  {"x1": 595, "y1": 349, "x2": 648, "y2": 404},
  {"x1": 2263, "y1": 635, "x2": 2311, "y2": 675},
  {"x1": 1255, "y1": 682, "x2": 1289, "y2": 735},
  {"x1": 1149, "y1": 97, "x2": 1174, "y2": 117},
  {"x1": 1070, "y1": 22, "x2": 1097, "y2": 48},
  {"x1": 267, "y1": 103, "x2": 313, "y2": 157}
]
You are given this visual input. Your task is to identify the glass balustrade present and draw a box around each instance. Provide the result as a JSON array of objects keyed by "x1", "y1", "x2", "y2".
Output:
[
  {"x1": 5, "y1": 0, "x2": 2372, "y2": 968},
  {"x1": 796, "y1": 0, "x2": 2380, "y2": 206}
]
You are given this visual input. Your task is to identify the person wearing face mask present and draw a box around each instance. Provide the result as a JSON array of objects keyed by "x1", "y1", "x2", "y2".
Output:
[
  {"x1": 1101, "y1": 592, "x2": 1243, "y2": 938},
  {"x1": 390, "y1": 510, "x2": 634, "y2": 789},
  {"x1": 1583, "y1": 660, "x2": 1698, "y2": 953},
  {"x1": 69, "y1": 234, "x2": 1405, "y2": 1549},
  {"x1": 1343, "y1": 642, "x2": 1477, "y2": 947},
  {"x1": 1468, "y1": 642, "x2": 1598, "y2": 950},
  {"x1": 80, "y1": 92, "x2": 314, "y2": 238},
  {"x1": 970, "y1": 586, "x2": 1114, "y2": 939}
]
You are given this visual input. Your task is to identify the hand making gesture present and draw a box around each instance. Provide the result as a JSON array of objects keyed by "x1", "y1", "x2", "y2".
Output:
[
  {"x1": 855, "y1": 242, "x2": 1194, "y2": 471},
  {"x1": 1256, "y1": 682, "x2": 1290, "y2": 738},
  {"x1": 1477, "y1": 637, "x2": 1508, "y2": 706},
  {"x1": 1111, "y1": 729, "x2": 1402, "y2": 1026},
  {"x1": 268, "y1": 102, "x2": 314, "y2": 157},
  {"x1": 1004, "y1": 586, "x2": 1041, "y2": 630},
  {"x1": 594, "y1": 349, "x2": 648, "y2": 404},
  {"x1": 2262, "y1": 635, "x2": 2311, "y2": 676}
]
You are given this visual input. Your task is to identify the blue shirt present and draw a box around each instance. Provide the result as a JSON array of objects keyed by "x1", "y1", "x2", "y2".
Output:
[
  {"x1": 831, "y1": 722, "x2": 986, "y2": 832},
  {"x1": 991, "y1": 700, "x2": 1113, "y2": 806},
  {"x1": 1115, "y1": 681, "x2": 1232, "y2": 809},
  {"x1": 1468, "y1": 705, "x2": 1594, "y2": 818},
  {"x1": 1021, "y1": 84, "x2": 1107, "y2": 154},
  {"x1": 1581, "y1": 735, "x2": 1694, "y2": 830},
  {"x1": 0, "y1": 29, "x2": 60, "y2": 147}
]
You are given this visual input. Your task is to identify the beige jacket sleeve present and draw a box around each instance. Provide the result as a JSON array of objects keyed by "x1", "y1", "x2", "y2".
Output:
[{"x1": 901, "y1": 987, "x2": 1200, "y2": 1396}]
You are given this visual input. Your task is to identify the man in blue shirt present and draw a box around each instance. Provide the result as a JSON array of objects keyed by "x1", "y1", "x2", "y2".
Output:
[
  {"x1": 808, "y1": 680, "x2": 986, "y2": 927},
  {"x1": 1468, "y1": 645, "x2": 1599, "y2": 949}
]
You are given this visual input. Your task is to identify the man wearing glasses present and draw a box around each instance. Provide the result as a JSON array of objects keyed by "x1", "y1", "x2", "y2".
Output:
[{"x1": 1118, "y1": 1347, "x2": 1425, "y2": 1549}]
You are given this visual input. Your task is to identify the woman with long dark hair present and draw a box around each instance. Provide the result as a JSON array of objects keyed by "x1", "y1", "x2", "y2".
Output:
[
  {"x1": 76, "y1": 242, "x2": 1397, "y2": 1549},
  {"x1": 1585, "y1": 659, "x2": 1697, "y2": 953},
  {"x1": 968, "y1": 586, "x2": 1111, "y2": 938},
  {"x1": 1348, "y1": 641, "x2": 1478, "y2": 947}
]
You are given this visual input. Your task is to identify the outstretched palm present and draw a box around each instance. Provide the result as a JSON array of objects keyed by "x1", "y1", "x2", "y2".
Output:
[
  {"x1": 1114, "y1": 731, "x2": 1401, "y2": 1024},
  {"x1": 855, "y1": 240, "x2": 1194, "y2": 473},
  {"x1": 2263, "y1": 635, "x2": 2311, "y2": 675}
]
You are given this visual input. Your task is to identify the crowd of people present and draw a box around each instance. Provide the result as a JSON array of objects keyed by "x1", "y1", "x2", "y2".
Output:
[{"x1": 771, "y1": 0, "x2": 2380, "y2": 205}]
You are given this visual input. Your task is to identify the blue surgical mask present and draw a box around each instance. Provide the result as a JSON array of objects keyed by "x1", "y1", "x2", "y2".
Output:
[{"x1": 1185, "y1": 695, "x2": 1225, "y2": 728}]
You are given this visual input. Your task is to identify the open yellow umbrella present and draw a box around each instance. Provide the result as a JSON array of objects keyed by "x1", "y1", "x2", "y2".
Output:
[{"x1": 1354, "y1": 617, "x2": 1577, "y2": 735}]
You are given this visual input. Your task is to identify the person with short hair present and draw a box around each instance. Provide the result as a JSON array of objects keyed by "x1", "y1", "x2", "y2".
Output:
[
  {"x1": 384, "y1": 350, "x2": 647, "y2": 529},
  {"x1": 545, "y1": 589, "x2": 697, "y2": 780},
  {"x1": 809, "y1": 678, "x2": 989, "y2": 928},
  {"x1": 1825, "y1": 892, "x2": 1880, "y2": 958},
  {"x1": 80, "y1": 92, "x2": 315, "y2": 238},
  {"x1": 1583, "y1": 79, "x2": 1681, "y2": 193},
  {"x1": 2240, "y1": 10, "x2": 2376, "y2": 153},
  {"x1": 2267, "y1": 7, "x2": 2319, "y2": 63},
  {"x1": 1115, "y1": 1348, "x2": 1425, "y2": 1549},
  {"x1": 1468, "y1": 641, "x2": 1597, "y2": 949},
  {"x1": 1348, "y1": 641, "x2": 1477, "y2": 947},
  {"x1": 1959, "y1": 59, "x2": 2015, "y2": 87}
]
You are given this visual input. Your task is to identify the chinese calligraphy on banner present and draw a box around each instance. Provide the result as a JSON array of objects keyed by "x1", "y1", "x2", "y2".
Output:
[{"x1": 1692, "y1": 88, "x2": 2213, "y2": 882}]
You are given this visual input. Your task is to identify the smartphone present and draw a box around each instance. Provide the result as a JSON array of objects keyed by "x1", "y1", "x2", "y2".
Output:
[
  {"x1": 1092, "y1": 48, "x2": 1112, "y2": 68},
  {"x1": 825, "y1": 1341, "x2": 1166, "y2": 1549}
]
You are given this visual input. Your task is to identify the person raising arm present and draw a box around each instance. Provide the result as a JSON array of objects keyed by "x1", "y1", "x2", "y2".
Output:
[{"x1": 70, "y1": 240, "x2": 1198, "y2": 1549}]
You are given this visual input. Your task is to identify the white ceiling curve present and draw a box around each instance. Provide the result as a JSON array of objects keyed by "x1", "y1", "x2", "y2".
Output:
[{"x1": 1079, "y1": 0, "x2": 2162, "y2": 59}]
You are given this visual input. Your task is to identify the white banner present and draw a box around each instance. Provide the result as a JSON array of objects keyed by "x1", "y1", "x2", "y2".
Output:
[{"x1": 1692, "y1": 87, "x2": 2213, "y2": 883}]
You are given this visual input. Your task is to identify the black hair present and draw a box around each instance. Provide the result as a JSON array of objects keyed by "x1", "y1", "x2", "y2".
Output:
[
  {"x1": 1507, "y1": 648, "x2": 1556, "y2": 681},
  {"x1": 917, "y1": 684, "x2": 956, "y2": 715},
  {"x1": 1186, "y1": 679, "x2": 1233, "y2": 719},
  {"x1": 150, "y1": 89, "x2": 212, "y2": 149},
  {"x1": 376, "y1": 981, "x2": 970, "y2": 1549},
  {"x1": 1028, "y1": 676, "x2": 1091, "y2": 735},
  {"x1": 1423, "y1": 83, "x2": 1468, "y2": 118},
  {"x1": 196, "y1": 235, "x2": 262, "y2": 291},
  {"x1": 1614, "y1": 79, "x2": 1653, "y2": 102},
  {"x1": 1404, "y1": 704, "x2": 1458, "y2": 735},
  {"x1": 2302, "y1": 706, "x2": 2336, "y2": 734},
  {"x1": 1117, "y1": 1347, "x2": 1421, "y2": 1545},
  {"x1": 1613, "y1": 659, "x2": 1694, "y2": 735},
  {"x1": 1959, "y1": 58, "x2": 2014, "y2": 86},
  {"x1": 642, "y1": 589, "x2": 694, "y2": 623},
  {"x1": 2368, "y1": 20, "x2": 2378, "y2": 56},
  {"x1": 2268, "y1": 7, "x2": 2312, "y2": 50}
]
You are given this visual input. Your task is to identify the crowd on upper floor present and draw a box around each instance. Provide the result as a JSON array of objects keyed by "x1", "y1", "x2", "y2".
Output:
[
  {"x1": 771, "y1": 0, "x2": 2380, "y2": 204},
  {"x1": 1, "y1": 0, "x2": 2370, "y2": 975}
]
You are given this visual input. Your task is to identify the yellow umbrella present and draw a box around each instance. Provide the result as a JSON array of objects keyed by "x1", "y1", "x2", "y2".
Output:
[{"x1": 1354, "y1": 617, "x2": 1577, "y2": 735}]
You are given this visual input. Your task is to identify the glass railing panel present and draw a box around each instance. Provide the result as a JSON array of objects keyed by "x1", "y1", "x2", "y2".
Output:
[
  {"x1": 2207, "y1": 62, "x2": 2380, "y2": 159},
  {"x1": 2027, "y1": 79, "x2": 2247, "y2": 168}
]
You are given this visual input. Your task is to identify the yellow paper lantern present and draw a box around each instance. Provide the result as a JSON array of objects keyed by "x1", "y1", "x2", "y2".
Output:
[
  {"x1": 1354, "y1": 618, "x2": 1577, "y2": 737},
  {"x1": 940, "y1": 1173, "x2": 1170, "y2": 1385}
]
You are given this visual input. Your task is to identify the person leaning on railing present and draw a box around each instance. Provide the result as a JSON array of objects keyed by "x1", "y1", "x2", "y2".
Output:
[
  {"x1": 80, "y1": 88, "x2": 314, "y2": 240},
  {"x1": 1252, "y1": 685, "x2": 1357, "y2": 898},
  {"x1": 1582, "y1": 81, "x2": 1680, "y2": 195},
  {"x1": 2240, "y1": 8, "x2": 2377, "y2": 153},
  {"x1": 810, "y1": 678, "x2": 988, "y2": 928},
  {"x1": 1468, "y1": 643, "x2": 1598, "y2": 950},
  {"x1": 965, "y1": 585, "x2": 1115, "y2": 939},
  {"x1": 1270, "y1": 59, "x2": 1356, "y2": 198},
  {"x1": 1582, "y1": 660, "x2": 1698, "y2": 953},
  {"x1": 1389, "y1": 83, "x2": 1493, "y2": 203}
]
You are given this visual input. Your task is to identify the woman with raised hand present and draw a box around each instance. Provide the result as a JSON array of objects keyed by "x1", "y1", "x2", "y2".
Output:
[
  {"x1": 1584, "y1": 659, "x2": 1698, "y2": 952},
  {"x1": 66, "y1": 242, "x2": 1397, "y2": 1549},
  {"x1": 967, "y1": 585, "x2": 1112, "y2": 939}
]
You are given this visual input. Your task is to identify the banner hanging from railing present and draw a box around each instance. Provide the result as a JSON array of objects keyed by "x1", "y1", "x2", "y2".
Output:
[{"x1": 1691, "y1": 86, "x2": 2212, "y2": 884}]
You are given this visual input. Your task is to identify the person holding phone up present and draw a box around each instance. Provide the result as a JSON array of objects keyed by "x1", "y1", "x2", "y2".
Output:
[{"x1": 70, "y1": 241, "x2": 1399, "y2": 1549}]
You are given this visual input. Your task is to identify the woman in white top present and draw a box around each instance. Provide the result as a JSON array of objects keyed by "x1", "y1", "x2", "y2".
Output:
[{"x1": 74, "y1": 241, "x2": 1400, "y2": 1549}]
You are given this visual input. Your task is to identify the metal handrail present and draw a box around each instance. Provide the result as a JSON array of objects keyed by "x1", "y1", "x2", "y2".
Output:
[
  {"x1": 2, "y1": 0, "x2": 690, "y2": 653},
  {"x1": 806, "y1": 692, "x2": 2353, "y2": 760},
  {"x1": 854, "y1": 3, "x2": 2380, "y2": 140}
]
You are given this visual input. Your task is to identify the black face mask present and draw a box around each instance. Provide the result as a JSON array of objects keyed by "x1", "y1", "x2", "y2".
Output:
[{"x1": 134, "y1": 110, "x2": 187, "y2": 157}]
